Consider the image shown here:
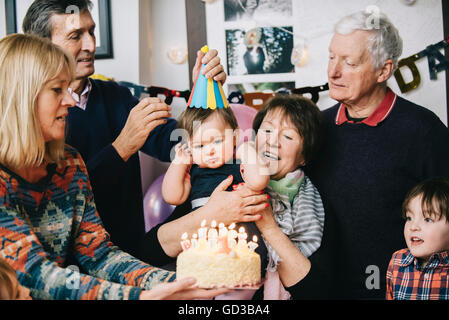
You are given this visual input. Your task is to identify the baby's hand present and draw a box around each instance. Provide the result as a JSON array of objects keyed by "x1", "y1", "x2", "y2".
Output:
[{"x1": 173, "y1": 143, "x2": 192, "y2": 165}]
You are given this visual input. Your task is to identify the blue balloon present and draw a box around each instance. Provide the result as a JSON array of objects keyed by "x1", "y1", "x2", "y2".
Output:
[{"x1": 143, "y1": 174, "x2": 175, "y2": 232}]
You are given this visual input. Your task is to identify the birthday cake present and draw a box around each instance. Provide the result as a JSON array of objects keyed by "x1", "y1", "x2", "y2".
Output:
[{"x1": 176, "y1": 221, "x2": 261, "y2": 288}]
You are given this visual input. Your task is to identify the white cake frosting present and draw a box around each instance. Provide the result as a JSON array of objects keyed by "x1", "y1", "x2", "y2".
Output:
[{"x1": 176, "y1": 222, "x2": 261, "y2": 288}]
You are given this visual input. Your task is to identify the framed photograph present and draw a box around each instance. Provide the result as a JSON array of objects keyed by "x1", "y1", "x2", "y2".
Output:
[
  {"x1": 201, "y1": 0, "x2": 297, "y2": 99},
  {"x1": 226, "y1": 26, "x2": 295, "y2": 76},
  {"x1": 224, "y1": 0, "x2": 293, "y2": 23},
  {"x1": 228, "y1": 81, "x2": 295, "y2": 94},
  {"x1": 5, "y1": 0, "x2": 113, "y2": 59}
]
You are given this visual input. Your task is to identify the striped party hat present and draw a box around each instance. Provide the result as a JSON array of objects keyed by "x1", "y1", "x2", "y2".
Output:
[{"x1": 187, "y1": 45, "x2": 229, "y2": 110}]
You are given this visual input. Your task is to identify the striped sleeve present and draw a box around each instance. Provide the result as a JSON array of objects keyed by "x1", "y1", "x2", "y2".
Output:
[
  {"x1": 288, "y1": 176, "x2": 325, "y2": 257},
  {"x1": 266, "y1": 175, "x2": 325, "y2": 270}
]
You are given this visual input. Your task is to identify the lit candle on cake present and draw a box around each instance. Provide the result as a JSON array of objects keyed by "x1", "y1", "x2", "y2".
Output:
[
  {"x1": 197, "y1": 220, "x2": 208, "y2": 248},
  {"x1": 191, "y1": 233, "x2": 198, "y2": 249},
  {"x1": 248, "y1": 235, "x2": 259, "y2": 252},
  {"x1": 180, "y1": 232, "x2": 191, "y2": 251},
  {"x1": 237, "y1": 227, "x2": 248, "y2": 249},
  {"x1": 218, "y1": 223, "x2": 230, "y2": 253},
  {"x1": 228, "y1": 223, "x2": 238, "y2": 248},
  {"x1": 207, "y1": 221, "x2": 218, "y2": 249},
  {"x1": 198, "y1": 220, "x2": 208, "y2": 240},
  {"x1": 218, "y1": 223, "x2": 227, "y2": 237}
]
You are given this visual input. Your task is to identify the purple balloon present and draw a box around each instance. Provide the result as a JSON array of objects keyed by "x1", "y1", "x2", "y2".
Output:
[{"x1": 143, "y1": 174, "x2": 175, "y2": 232}]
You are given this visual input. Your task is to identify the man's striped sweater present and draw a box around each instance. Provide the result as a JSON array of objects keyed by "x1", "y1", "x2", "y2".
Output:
[{"x1": 0, "y1": 146, "x2": 175, "y2": 300}]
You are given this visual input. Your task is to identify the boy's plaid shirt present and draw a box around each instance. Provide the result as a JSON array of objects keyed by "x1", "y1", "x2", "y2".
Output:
[{"x1": 386, "y1": 248, "x2": 449, "y2": 300}]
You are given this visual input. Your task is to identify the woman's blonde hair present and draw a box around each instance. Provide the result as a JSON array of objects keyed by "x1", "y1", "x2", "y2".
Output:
[{"x1": 0, "y1": 33, "x2": 75, "y2": 169}]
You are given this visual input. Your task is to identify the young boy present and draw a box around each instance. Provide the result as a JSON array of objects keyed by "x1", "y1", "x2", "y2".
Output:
[{"x1": 386, "y1": 178, "x2": 449, "y2": 300}]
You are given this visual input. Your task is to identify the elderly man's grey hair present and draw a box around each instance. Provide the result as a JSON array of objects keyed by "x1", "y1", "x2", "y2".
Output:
[
  {"x1": 23, "y1": 0, "x2": 93, "y2": 39},
  {"x1": 334, "y1": 10, "x2": 403, "y2": 73}
]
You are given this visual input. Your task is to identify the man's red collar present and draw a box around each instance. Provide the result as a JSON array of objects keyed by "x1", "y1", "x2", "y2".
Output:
[{"x1": 335, "y1": 88, "x2": 397, "y2": 126}]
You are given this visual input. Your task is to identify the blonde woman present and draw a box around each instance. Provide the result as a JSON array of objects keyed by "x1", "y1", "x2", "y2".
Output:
[{"x1": 0, "y1": 33, "x2": 227, "y2": 300}]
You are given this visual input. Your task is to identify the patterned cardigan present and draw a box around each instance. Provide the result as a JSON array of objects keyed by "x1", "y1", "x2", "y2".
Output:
[{"x1": 0, "y1": 146, "x2": 175, "y2": 300}]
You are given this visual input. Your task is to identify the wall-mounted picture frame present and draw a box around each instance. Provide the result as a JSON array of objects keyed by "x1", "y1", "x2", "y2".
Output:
[
  {"x1": 4, "y1": 0, "x2": 113, "y2": 60},
  {"x1": 224, "y1": 0, "x2": 293, "y2": 23},
  {"x1": 202, "y1": 0, "x2": 296, "y2": 99},
  {"x1": 90, "y1": 0, "x2": 113, "y2": 59},
  {"x1": 226, "y1": 26, "x2": 295, "y2": 76}
]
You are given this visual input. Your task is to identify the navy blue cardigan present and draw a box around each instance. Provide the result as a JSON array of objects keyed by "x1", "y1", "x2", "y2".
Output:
[{"x1": 66, "y1": 79, "x2": 177, "y2": 259}]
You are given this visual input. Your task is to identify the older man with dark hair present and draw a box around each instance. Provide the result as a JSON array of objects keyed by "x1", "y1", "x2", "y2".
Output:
[
  {"x1": 287, "y1": 10, "x2": 449, "y2": 299},
  {"x1": 22, "y1": 0, "x2": 227, "y2": 259}
]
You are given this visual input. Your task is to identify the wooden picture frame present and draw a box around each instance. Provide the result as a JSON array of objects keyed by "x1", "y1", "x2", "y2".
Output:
[{"x1": 4, "y1": 0, "x2": 113, "y2": 59}]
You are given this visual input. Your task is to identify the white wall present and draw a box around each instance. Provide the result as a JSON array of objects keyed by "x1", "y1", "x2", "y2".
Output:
[
  {"x1": 206, "y1": 0, "x2": 448, "y2": 125},
  {"x1": 150, "y1": 0, "x2": 189, "y2": 89},
  {"x1": 139, "y1": 0, "x2": 191, "y2": 193},
  {"x1": 149, "y1": 0, "x2": 190, "y2": 119},
  {"x1": 95, "y1": 0, "x2": 140, "y2": 83}
]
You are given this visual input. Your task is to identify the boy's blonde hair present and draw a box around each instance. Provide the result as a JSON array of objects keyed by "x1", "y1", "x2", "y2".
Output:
[{"x1": 0, "y1": 33, "x2": 75, "y2": 169}]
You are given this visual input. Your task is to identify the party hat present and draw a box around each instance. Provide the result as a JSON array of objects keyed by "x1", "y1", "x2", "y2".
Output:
[{"x1": 187, "y1": 45, "x2": 229, "y2": 110}]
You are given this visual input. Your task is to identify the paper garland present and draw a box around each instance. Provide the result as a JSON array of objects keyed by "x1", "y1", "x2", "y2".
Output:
[
  {"x1": 118, "y1": 81, "x2": 190, "y2": 105},
  {"x1": 394, "y1": 38, "x2": 449, "y2": 93},
  {"x1": 119, "y1": 39, "x2": 448, "y2": 107},
  {"x1": 292, "y1": 83, "x2": 329, "y2": 103}
]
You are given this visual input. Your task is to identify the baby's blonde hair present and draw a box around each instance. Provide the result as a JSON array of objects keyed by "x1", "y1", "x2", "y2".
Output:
[{"x1": 0, "y1": 33, "x2": 75, "y2": 169}]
